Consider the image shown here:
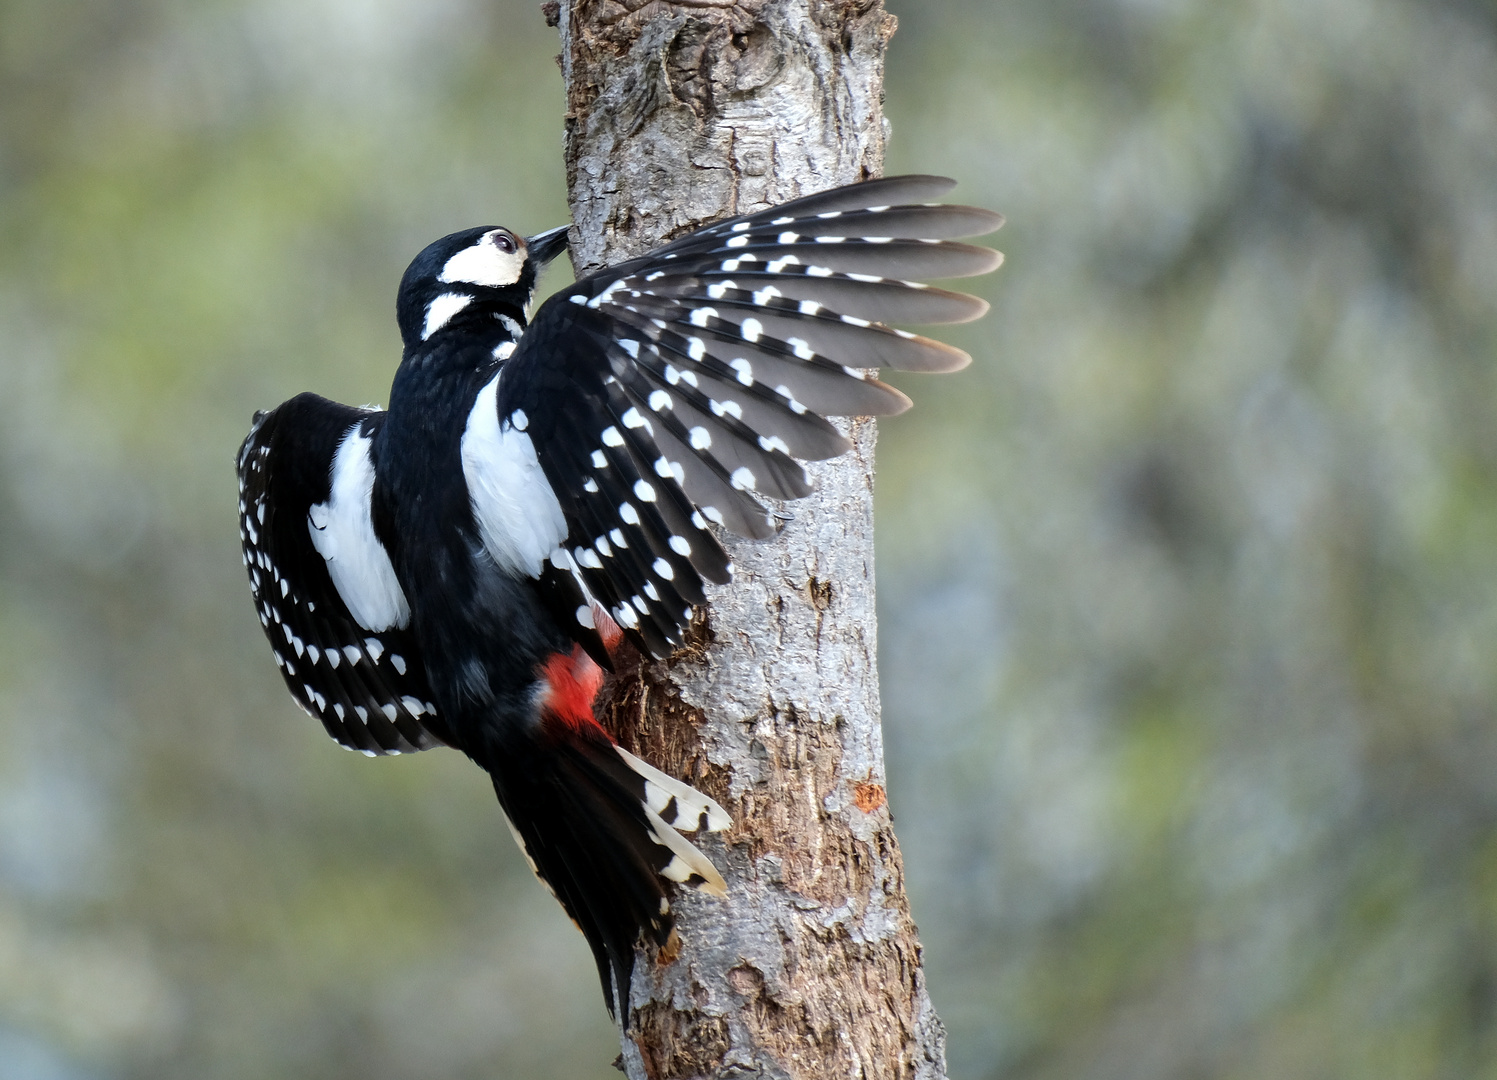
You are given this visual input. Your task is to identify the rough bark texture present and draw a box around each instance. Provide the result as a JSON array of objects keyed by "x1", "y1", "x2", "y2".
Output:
[{"x1": 556, "y1": 3, "x2": 949, "y2": 1077}]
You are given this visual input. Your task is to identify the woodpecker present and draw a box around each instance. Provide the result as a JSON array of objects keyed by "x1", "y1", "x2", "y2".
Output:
[{"x1": 235, "y1": 174, "x2": 1002, "y2": 1018}]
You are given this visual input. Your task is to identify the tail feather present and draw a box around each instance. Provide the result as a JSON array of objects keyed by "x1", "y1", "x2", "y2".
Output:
[
  {"x1": 488, "y1": 726, "x2": 730, "y2": 1019},
  {"x1": 616, "y1": 745, "x2": 732, "y2": 838}
]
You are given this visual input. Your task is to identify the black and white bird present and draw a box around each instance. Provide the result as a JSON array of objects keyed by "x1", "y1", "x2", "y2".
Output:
[{"x1": 235, "y1": 174, "x2": 1002, "y2": 1017}]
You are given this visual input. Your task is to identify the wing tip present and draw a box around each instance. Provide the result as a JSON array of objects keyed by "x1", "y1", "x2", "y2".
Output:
[
  {"x1": 950, "y1": 244, "x2": 1004, "y2": 279},
  {"x1": 970, "y1": 208, "x2": 1006, "y2": 236},
  {"x1": 883, "y1": 383, "x2": 916, "y2": 414},
  {"x1": 946, "y1": 293, "x2": 991, "y2": 325},
  {"x1": 878, "y1": 173, "x2": 958, "y2": 199}
]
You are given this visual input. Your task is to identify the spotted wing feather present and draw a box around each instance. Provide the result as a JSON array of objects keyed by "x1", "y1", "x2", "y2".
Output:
[
  {"x1": 237, "y1": 394, "x2": 448, "y2": 754},
  {"x1": 502, "y1": 175, "x2": 1003, "y2": 658}
]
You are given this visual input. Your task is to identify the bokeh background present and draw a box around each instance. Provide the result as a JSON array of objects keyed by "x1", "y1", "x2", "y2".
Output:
[{"x1": 2, "y1": 0, "x2": 1496, "y2": 1076}]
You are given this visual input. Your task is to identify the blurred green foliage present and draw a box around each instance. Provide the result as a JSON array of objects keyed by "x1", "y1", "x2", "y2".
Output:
[{"x1": 1, "y1": 0, "x2": 1495, "y2": 1077}]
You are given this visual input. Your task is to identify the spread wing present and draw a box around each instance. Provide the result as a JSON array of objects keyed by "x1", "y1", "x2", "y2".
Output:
[
  {"x1": 493, "y1": 174, "x2": 1003, "y2": 658},
  {"x1": 236, "y1": 393, "x2": 449, "y2": 755}
]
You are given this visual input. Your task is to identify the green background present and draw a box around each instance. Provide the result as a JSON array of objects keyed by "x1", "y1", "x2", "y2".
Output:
[{"x1": 2, "y1": 0, "x2": 1496, "y2": 1077}]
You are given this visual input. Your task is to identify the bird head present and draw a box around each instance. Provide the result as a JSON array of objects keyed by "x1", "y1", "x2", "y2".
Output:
[{"x1": 395, "y1": 224, "x2": 570, "y2": 351}]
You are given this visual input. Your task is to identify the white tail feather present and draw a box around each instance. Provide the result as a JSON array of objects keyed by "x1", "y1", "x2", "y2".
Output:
[
  {"x1": 643, "y1": 806, "x2": 728, "y2": 898},
  {"x1": 616, "y1": 745, "x2": 732, "y2": 833}
]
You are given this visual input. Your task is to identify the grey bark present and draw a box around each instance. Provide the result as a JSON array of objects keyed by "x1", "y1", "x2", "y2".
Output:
[{"x1": 554, "y1": 3, "x2": 948, "y2": 1077}]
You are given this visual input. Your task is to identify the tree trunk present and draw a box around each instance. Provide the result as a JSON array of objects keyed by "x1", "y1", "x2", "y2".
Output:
[{"x1": 554, "y1": 3, "x2": 949, "y2": 1077}]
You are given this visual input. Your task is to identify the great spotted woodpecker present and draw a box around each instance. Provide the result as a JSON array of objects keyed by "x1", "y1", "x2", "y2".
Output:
[{"x1": 235, "y1": 174, "x2": 1002, "y2": 1017}]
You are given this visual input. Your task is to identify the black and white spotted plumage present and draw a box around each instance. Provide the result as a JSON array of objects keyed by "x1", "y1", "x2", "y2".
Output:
[
  {"x1": 237, "y1": 396, "x2": 448, "y2": 755},
  {"x1": 501, "y1": 174, "x2": 1001, "y2": 655},
  {"x1": 235, "y1": 175, "x2": 1001, "y2": 1018}
]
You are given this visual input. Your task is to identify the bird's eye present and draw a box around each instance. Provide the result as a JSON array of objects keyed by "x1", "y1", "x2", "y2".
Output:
[{"x1": 493, "y1": 232, "x2": 516, "y2": 254}]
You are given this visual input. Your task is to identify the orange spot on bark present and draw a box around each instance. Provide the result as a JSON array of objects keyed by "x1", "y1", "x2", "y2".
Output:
[{"x1": 853, "y1": 781, "x2": 886, "y2": 813}]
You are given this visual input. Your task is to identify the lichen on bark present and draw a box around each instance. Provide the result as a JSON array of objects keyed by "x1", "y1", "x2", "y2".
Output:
[{"x1": 556, "y1": 3, "x2": 949, "y2": 1076}]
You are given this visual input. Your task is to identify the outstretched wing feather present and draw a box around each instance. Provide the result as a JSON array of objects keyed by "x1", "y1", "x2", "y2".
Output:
[
  {"x1": 499, "y1": 175, "x2": 1002, "y2": 657},
  {"x1": 236, "y1": 394, "x2": 448, "y2": 753}
]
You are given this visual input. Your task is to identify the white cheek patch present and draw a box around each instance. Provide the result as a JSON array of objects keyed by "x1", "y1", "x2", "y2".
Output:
[
  {"x1": 440, "y1": 231, "x2": 526, "y2": 288},
  {"x1": 422, "y1": 292, "x2": 473, "y2": 340}
]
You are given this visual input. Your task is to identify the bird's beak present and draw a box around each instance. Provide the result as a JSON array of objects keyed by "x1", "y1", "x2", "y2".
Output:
[{"x1": 525, "y1": 225, "x2": 571, "y2": 267}]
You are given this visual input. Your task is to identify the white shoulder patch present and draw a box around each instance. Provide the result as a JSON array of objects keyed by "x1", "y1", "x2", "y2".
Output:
[
  {"x1": 308, "y1": 425, "x2": 411, "y2": 632},
  {"x1": 462, "y1": 375, "x2": 568, "y2": 578}
]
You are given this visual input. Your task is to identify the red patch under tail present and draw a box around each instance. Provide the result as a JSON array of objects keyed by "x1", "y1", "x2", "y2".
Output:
[{"x1": 536, "y1": 643, "x2": 607, "y2": 736}]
